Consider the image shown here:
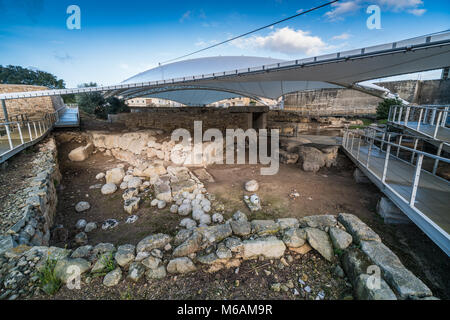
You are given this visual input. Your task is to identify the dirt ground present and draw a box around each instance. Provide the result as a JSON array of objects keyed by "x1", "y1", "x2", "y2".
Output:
[{"x1": 50, "y1": 135, "x2": 450, "y2": 299}]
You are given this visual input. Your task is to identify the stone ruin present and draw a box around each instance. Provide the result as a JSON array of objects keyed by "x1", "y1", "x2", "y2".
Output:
[{"x1": 0, "y1": 132, "x2": 435, "y2": 300}]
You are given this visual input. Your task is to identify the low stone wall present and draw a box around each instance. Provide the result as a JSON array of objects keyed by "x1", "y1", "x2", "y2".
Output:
[
  {"x1": 0, "y1": 84, "x2": 63, "y2": 120},
  {"x1": 108, "y1": 106, "x2": 269, "y2": 133},
  {"x1": 0, "y1": 138, "x2": 61, "y2": 253},
  {"x1": 0, "y1": 211, "x2": 435, "y2": 300}
]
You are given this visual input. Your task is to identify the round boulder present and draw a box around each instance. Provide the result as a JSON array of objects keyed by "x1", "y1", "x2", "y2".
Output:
[{"x1": 245, "y1": 180, "x2": 259, "y2": 192}]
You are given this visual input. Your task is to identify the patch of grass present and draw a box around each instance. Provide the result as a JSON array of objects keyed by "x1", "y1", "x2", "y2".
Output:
[
  {"x1": 120, "y1": 288, "x2": 134, "y2": 300},
  {"x1": 91, "y1": 252, "x2": 116, "y2": 277},
  {"x1": 334, "y1": 248, "x2": 345, "y2": 257},
  {"x1": 37, "y1": 259, "x2": 61, "y2": 295}
]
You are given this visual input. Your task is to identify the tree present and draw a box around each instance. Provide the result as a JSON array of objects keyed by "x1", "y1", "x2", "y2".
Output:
[
  {"x1": 0, "y1": 65, "x2": 65, "y2": 89},
  {"x1": 75, "y1": 83, "x2": 130, "y2": 119},
  {"x1": 376, "y1": 98, "x2": 402, "y2": 120}
]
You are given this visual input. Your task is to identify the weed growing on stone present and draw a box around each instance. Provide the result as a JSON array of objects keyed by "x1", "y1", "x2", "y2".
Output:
[
  {"x1": 92, "y1": 252, "x2": 116, "y2": 277},
  {"x1": 37, "y1": 259, "x2": 61, "y2": 295}
]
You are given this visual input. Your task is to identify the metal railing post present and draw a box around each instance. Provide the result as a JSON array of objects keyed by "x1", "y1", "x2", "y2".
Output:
[
  {"x1": 433, "y1": 142, "x2": 444, "y2": 175},
  {"x1": 392, "y1": 106, "x2": 397, "y2": 123},
  {"x1": 396, "y1": 135, "x2": 403, "y2": 158},
  {"x1": 5, "y1": 124, "x2": 13, "y2": 150},
  {"x1": 367, "y1": 138, "x2": 373, "y2": 169},
  {"x1": 411, "y1": 138, "x2": 419, "y2": 164},
  {"x1": 405, "y1": 107, "x2": 410, "y2": 126},
  {"x1": 351, "y1": 133, "x2": 355, "y2": 155},
  {"x1": 410, "y1": 154, "x2": 424, "y2": 207},
  {"x1": 17, "y1": 123, "x2": 24, "y2": 145},
  {"x1": 430, "y1": 108, "x2": 437, "y2": 126},
  {"x1": 33, "y1": 122, "x2": 38, "y2": 138},
  {"x1": 398, "y1": 106, "x2": 403, "y2": 124},
  {"x1": 27, "y1": 122, "x2": 33, "y2": 141},
  {"x1": 433, "y1": 111, "x2": 442, "y2": 138},
  {"x1": 357, "y1": 136, "x2": 362, "y2": 161},
  {"x1": 382, "y1": 144, "x2": 391, "y2": 183},
  {"x1": 417, "y1": 108, "x2": 423, "y2": 131}
]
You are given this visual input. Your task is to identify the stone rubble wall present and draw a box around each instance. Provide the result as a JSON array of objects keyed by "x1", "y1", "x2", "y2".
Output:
[
  {"x1": 0, "y1": 137, "x2": 61, "y2": 253},
  {"x1": 268, "y1": 111, "x2": 364, "y2": 137},
  {"x1": 0, "y1": 84, "x2": 63, "y2": 120},
  {"x1": 0, "y1": 212, "x2": 435, "y2": 300},
  {"x1": 108, "y1": 107, "x2": 256, "y2": 133}
]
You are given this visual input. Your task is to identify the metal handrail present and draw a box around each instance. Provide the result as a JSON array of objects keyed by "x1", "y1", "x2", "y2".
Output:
[
  {"x1": 388, "y1": 105, "x2": 449, "y2": 140},
  {"x1": 352, "y1": 129, "x2": 450, "y2": 163},
  {"x1": 0, "y1": 107, "x2": 64, "y2": 162}
]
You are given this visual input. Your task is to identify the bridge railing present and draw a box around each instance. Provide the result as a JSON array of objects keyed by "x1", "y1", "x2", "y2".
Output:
[
  {"x1": 343, "y1": 127, "x2": 450, "y2": 205},
  {"x1": 388, "y1": 105, "x2": 450, "y2": 139},
  {"x1": 0, "y1": 106, "x2": 66, "y2": 163}
]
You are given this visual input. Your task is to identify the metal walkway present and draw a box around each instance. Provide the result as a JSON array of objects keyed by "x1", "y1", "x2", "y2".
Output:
[
  {"x1": 342, "y1": 127, "x2": 450, "y2": 256},
  {"x1": 54, "y1": 106, "x2": 80, "y2": 128},
  {"x1": 0, "y1": 106, "x2": 78, "y2": 164}
]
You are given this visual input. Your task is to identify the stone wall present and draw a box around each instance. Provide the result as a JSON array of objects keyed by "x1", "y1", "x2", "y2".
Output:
[
  {"x1": 284, "y1": 88, "x2": 380, "y2": 115},
  {"x1": 284, "y1": 79, "x2": 450, "y2": 114},
  {"x1": 0, "y1": 84, "x2": 63, "y2": 120},
  {"x1": 267, "y1": 111, "x2": 363, "y2": 137},
  {"x1": 0, "y1": 212, "x2": 435, "y2": 300},
  {"x1": 0, "y1": 137, "x2": 61, "y2": 253},
  {"x1": 109, "y1": 107, "x2": 269, "y2": 134}
]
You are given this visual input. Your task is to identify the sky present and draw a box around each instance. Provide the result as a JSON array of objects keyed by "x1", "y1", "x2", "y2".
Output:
[{"x1": 0, "y1": 0, "x2": 449, "y2": 87}]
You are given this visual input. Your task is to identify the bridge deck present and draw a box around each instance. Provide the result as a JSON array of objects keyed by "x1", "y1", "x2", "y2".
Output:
[
  {"x1": 343, "y1": 136, "x2": 450, "y2": 255},
  {"x1": 54, "y1": 107, "x2": 80, "y2": 128}
]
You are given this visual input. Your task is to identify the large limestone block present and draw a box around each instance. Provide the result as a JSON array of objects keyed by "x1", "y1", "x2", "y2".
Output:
[
  {"x1": 360, "y1": 240, "x2": 432, "y2": 299},
  {"x1": 68, "y1": 143, "x2": 94, "y2": 162},
  {"x1": 136, "y1": 234, "x2": 172, "y2": 253},
  {"x1": 337, "y1": 213, "x2": 381, "y2": 243},
  {"x1": 355, "y1": 274, "x2": 397, "y2": 300},
  {"x1": 297, "y1": 146, "x2": 325, "y2": 172},
  {"x1": 240, "y1": 236, "x2": 286, "y2": 260},
  {"x1": 105, "y1": 167, "x2": 125, "y2": 185},
  {"x1": 166, "y1": 257, "x2": 197, "y2": 274},
  {"x1": 305, "y1": 227, "x2": 334, "y2": 262}
]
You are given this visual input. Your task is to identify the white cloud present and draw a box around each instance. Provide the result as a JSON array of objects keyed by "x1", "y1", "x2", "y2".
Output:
[
  {"x1": 325, "y1": 1, "x2": 361, "y2": 20},
  {"x1": 408, "y1": 8, "x2": 426, "y2": 16},
  {"x1": 324, "y1": 0, "x2": 426, "y2": 19},
  {"x1": 232, "y1": 27, "x2": 327, "y2": 55},
  {"x1": 332, "y1": 33, "x2": 351, "y2": 40},
  {"x1": 179, "y1": 11, "x2": 191, "y2": 23}
]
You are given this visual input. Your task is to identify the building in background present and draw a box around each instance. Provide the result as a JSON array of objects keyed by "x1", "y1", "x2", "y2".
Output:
[{"x1": 126, "y1": 98, "x2": 183, "y2": 108}]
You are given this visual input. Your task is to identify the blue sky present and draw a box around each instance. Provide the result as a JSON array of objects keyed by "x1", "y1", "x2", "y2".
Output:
[{"x1": 0, "y1": 0, "x2": 449, "y2": 87}]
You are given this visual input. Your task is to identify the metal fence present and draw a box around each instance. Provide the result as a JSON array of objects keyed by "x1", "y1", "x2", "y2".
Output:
[
  {"x1": 389, "y1": 105, "x2": 449, "y2": 139},
  {"x1": 0, "y1": 106, "x2": 68, "y2": 163}
]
